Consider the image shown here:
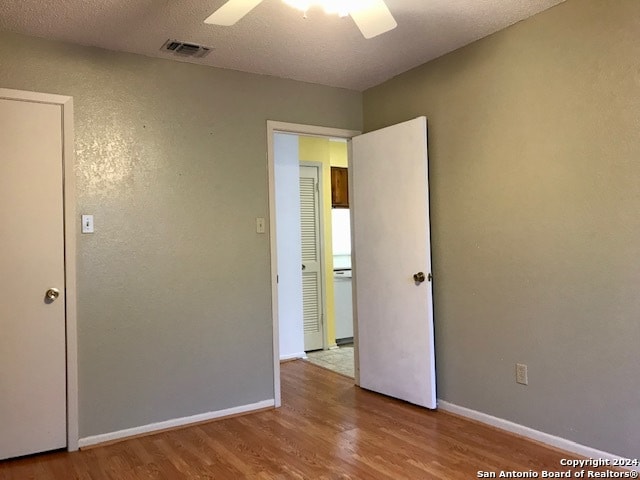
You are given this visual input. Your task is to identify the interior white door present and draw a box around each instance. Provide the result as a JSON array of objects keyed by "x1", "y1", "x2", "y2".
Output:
[
  {"x1": 351, "y1": 116, "x2": 436, "y2": 408},
  {"x1": 0, "y1": 97, "x2": 67, "y2": 459},
  {"x1": 299, "y1": 165, "x2": 324, "y2": 351}
]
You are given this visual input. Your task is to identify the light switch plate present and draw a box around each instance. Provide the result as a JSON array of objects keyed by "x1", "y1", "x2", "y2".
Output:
[
  {"x1": 82, "y1": 215, "x2": 94, "y2": 234},
  {"x1": 256, "y1": 217, "x2": 266, "y2": 234},
  {"x1": 516, "y1": 363, "x2": 528, "y2": 385}
]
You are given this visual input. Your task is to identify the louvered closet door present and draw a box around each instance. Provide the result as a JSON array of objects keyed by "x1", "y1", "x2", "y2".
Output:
[{"x1": 299, "y1": 165, "x2": 324, "y2": 351}]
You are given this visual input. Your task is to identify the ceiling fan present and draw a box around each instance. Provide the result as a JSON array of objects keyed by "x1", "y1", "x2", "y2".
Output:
[{"x1": 204, "y1": 0, "x2": 397, "y2": 39}]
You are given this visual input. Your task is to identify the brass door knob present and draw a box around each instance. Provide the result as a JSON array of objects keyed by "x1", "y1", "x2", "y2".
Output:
[
  {"x1": 46, "y1": 288, "x2": 60, "y2": 301},
  {"x1": 413, "y1": 272, "x2": 432, "y2": 284}
]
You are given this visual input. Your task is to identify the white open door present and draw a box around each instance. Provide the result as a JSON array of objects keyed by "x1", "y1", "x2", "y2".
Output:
[{"x1": 351, "y1": 116, "x2": 436, "y2": 408}]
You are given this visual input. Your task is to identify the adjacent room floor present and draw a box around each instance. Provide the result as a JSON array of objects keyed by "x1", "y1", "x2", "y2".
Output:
[{"x1": 304, "y1": 344, "x2": 354, "y2": 377}]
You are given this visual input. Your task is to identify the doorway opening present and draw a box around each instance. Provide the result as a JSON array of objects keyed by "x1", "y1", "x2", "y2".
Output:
[
  {"x1": 305, "y1": 163, "x2": 354, "y2": 377},
  {"x1": 268, "y1": 121, "x2": 360, "y2": 407},
  {"x1": 269, "y1": 117, "x2": 437, "y2": 411}
]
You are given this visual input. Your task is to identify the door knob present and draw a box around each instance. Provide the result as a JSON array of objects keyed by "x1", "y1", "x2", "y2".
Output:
[
  {"x1": 413, "y1": 272, "x2": 433, "y2": 283},
  {"x1": 302, "y1": 264, "x2": 306, "y2": 271},
  {"x1": 46, "y1": 288, "x2": 60, "y2": 301}
]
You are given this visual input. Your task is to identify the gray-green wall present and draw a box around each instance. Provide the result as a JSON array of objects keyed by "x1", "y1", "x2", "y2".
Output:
[
  {"x1": 0, "y1": 31, "x2": 362, "y2": 438},
  {"x1": 363, "y1": 0, "x2": 639, "y2": 457}
]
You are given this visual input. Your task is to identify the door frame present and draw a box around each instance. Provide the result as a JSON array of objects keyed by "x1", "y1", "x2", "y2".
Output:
[
  {"x1": 0, "y1": 88, "x2": 79, "y2": 451},
  {"x1": 267, "y1": 121, "x2": 360, "y2": 407},
  {"x1": 299, "y1": 161, "x2": 327, "y2": 352}
]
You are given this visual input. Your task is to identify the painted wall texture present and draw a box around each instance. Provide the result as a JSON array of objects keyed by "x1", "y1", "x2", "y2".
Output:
[
  {"x1": 0, "y1": 31, "x2": 362, "y2": 438},
  {"x1": 274, "y1": 133, "x2": 305, "y2": 360},
  {"x1": 363, "y1": 0, "x2": 640, "y2": 458}
]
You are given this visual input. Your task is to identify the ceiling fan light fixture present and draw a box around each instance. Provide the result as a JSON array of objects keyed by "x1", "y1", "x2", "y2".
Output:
[
  {"x1": 205, "y1": 0, "x2": 397, "y2": 39},
  {"x1": 281, "y1": 0, "x2": 358, "y2": 17}
]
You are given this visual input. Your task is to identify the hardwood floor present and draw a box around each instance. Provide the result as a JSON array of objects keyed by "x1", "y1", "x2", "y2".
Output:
[{"x1": 0, "y1": 361, "x2": 622, "y2": 479}]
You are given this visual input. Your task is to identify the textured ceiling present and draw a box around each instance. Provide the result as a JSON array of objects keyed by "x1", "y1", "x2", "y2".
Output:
[{"x1": 0, "y1": 0, "x2": 565, "y2": 91}]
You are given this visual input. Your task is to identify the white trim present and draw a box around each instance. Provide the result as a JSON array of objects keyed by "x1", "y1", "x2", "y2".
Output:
[
  {"x1": 267, "y1": 125, "x2": 281, "y2": 408},
  {"x1": 346, "y1": 140, "x2": 360, "y2": 386},
  {"x1": 280, "y1": 352, "x2": 307, "y2": 361},
  {"x1": 0, "y1": 88, "x2": 72, "y2": 105},
  {"x1": 438, "y1": 400, "x2": 639, "y2": 472},
  {"x1": 0, "y1": 88, "x2": 79, "y2": 452},
  {"x1": 268, "y1": 121, "x2": 361, "y2": 140},
  {"x1": 62, "y1": 94, "x2": 79, "y2": 453},
  {"x1": 267, "y1": 121, "x2": 360, "y2": 408},
  {"x1": 78, "y1": 399, "x2": 275, "y2": 449}
]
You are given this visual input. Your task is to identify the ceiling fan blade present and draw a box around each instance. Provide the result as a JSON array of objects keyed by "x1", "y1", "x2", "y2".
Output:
[
  {"x1": 350, "y1": 0, "x2": 397, "y2": 39},
  {"x1": 204, "y1": 0, "x2": 264, "y2": 26}
]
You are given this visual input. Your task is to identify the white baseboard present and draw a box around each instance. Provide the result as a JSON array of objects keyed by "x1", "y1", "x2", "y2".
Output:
[
  {"x1": 438, "y1": 400, "x2": 638, "y2": 472},
  {"x1": 280, "y1": 352, "x2": 306, "y2": 361},
  {"x1": 78, "y1": 399, "x2": 275, "y2": 449}
]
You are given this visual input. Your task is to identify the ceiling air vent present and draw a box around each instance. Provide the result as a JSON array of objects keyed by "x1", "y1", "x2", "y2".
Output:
[{"x1": 161, "y1": 39, "x2": 212, "y2": 58}]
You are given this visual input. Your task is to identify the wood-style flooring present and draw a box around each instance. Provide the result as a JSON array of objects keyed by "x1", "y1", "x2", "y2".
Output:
[{"x1": 0, "y1": 361, "x2": 621, "y2": 479}]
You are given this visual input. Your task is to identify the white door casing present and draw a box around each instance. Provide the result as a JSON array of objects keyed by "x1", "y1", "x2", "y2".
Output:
[
  {"x1": 299, "y1": 164, "x2": 324, "y2": 351},
  {"x1": 0, "y1": 89, "x2": 78, "y2": 456},
  {"x1": 351, "y1": 116, "x2": 436, "y2": 408}
]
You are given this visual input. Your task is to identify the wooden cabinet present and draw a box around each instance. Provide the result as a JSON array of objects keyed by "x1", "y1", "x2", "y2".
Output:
[{"x1": 331, "y1": 167, "x2": 349, "y2": 208}]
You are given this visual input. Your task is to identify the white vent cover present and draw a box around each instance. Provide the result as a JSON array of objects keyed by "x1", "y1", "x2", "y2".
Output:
[{"x1": 161, "y1": 39, "x2": 212, "y2": 58}]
